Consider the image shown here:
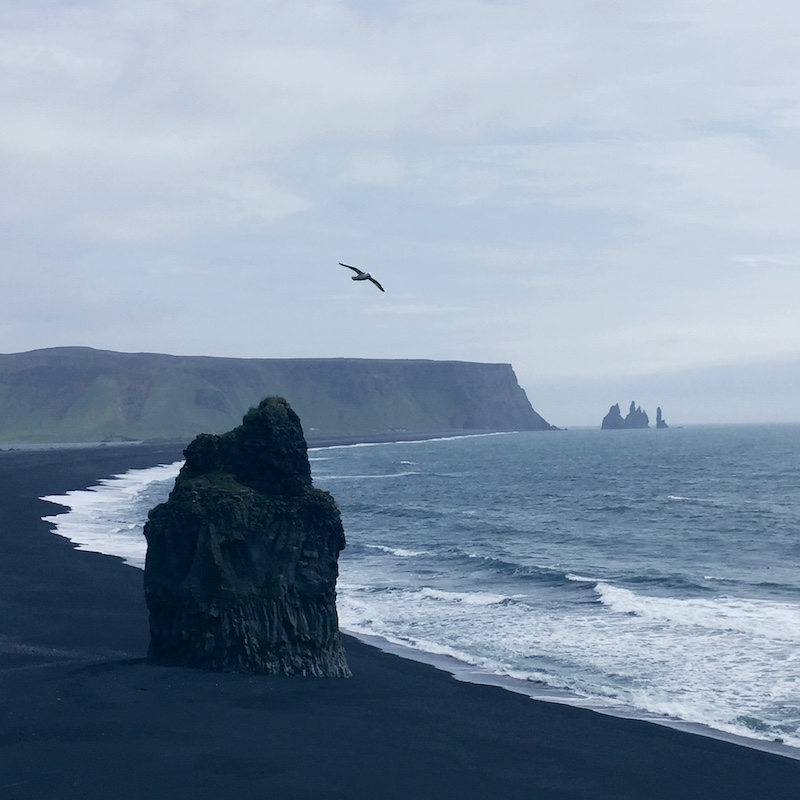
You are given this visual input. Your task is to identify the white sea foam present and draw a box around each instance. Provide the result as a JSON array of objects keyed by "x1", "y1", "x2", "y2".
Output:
[
  {"x1": 365, "y1": 544, "x2": 427, "y2": 558},
  {"x1": 336, "y1": 578, "x2": 800, "y2": 750},
  {"x1": 596, "y1": 582, "x2": 800, "y2": 640},
  {"x1": 41, "y1": 461, "x2": 183, "y2": 568},
  {"x1": 308, "y1": 442, "x2": 388, "y2": 452},
  {"x1": 309, "y1": 431, "x2": 511, "y2": 453},
  {"x1": 416, "y1": 587, "x2": 516, "y2": 606},
  {"x1": 667, "y1": 494, "x2": 716, "y2": 504}
]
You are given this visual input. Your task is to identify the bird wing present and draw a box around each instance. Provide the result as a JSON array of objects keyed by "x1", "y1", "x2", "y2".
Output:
[
  {"x1": 339, "y1": 262, "x2": 365, "y2": 276},
  {"x1": 368, "y1": 276, "x2": 385, "y2": 292}
]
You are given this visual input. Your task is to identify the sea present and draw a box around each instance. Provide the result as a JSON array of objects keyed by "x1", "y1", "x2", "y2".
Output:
[{"x1": 41, "y1": 424, "x2": 800, "y2": 756}]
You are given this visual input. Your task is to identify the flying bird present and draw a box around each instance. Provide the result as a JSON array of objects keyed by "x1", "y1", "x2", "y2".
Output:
[{"x1": 340, "y1": 262, "x2": 385, "y2": 292}]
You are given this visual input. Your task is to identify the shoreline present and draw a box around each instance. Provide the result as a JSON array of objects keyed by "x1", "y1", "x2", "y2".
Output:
[
  {"x1": 0, "y1": 427, "x2": 524, "y2": 453},
  {"x1": 3, "y1": 444, "x2": 800, "y2": 798},
  {"x1": 346, "y1": 629, "x2": 800, "y2": 763},
  {"x1": 27, "y1": 437, "x2": 800, "y2": 762}
]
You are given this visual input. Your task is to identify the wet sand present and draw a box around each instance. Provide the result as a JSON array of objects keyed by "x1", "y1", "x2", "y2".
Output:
[{"x1": 1, "y1": 444, "x2": 799, "y2": 799}]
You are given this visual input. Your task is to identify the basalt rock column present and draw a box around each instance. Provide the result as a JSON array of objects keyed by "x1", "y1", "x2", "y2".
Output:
[{"x1": 143, "y1": 397, "x2": 350, "y2": 676}]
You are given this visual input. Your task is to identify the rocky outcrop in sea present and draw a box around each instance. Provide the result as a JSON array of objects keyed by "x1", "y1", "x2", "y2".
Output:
[
  {"x1": 143, "y1": 396, "x2": 351, "y2": 676},
  {"x1": 601, "y1": 401, "x2": 650, "y2": 430}
]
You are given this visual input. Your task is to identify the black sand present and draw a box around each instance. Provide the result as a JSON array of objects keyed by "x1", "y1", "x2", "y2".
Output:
[{"x1": 1, "y1": 444, "x2": 799, "y2": 799}]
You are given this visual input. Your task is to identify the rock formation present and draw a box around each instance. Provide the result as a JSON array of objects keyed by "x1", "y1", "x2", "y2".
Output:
[
  {"x1": 601, "y1": 403, "x2": 625, "y2": 429},
  {"x1": 656, "y1": 407, "x2": 669, "y2": 429},
  {"x1": 601, "y1": 401, "x2": 650, "y2": 429},
  {"x1": 143, "y1": 397, "x2": 351, "y2": 677}
]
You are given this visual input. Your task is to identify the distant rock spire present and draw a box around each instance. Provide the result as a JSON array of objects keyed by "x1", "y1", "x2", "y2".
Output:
[{"x1": 656, "y1": 407, "x2": 669, "y2": 429}]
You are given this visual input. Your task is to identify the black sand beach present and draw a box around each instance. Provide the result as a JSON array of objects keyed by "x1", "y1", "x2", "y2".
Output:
[{"x1": 2, "y1": 445, "x2": 800, "y2": 799}]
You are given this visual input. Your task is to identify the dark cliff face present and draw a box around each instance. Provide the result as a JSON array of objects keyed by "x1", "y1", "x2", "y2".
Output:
[{"x1": 143, "y1": 397, "x2": 351, "y2": 677}]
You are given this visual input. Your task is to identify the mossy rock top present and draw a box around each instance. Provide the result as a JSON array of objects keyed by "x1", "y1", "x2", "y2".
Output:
[{"x1": 181, "y1": 397, "x2": 312, "y2": 495}]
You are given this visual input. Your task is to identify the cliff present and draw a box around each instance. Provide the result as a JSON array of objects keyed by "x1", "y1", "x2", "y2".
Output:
[
  {"x1": 143, "y1": 397, "x2": 351, "y2": 676},
  {"x1": 0, "y1": 347, "x2": 555, "y2": 443},
  {"x1": 601, "y1": 401, "x2": 650, "y2": 430}
]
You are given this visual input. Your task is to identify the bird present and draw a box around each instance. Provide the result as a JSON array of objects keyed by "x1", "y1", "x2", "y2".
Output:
[{"x1": 340, "y1": 262, "x2": 385, "y2": 292}]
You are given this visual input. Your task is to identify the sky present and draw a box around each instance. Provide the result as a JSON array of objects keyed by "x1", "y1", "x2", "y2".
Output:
[{"x1": 2, "y1": 0, "x2": 800, "y2": 427}]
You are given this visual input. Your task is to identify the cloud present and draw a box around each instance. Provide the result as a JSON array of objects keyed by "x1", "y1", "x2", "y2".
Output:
[{"x1": 2, "y1": 1, "x2": 800, "y2": 422}]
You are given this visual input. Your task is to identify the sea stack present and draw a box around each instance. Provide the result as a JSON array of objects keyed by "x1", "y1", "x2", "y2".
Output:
[
  {"x1": 143, "y1": 397, "x2": 351, "y2": 677},
  {"x1": 601, "y1": 401, "x2": 650, "y2": 430},
  {"x1": 656, "y1": 407, "x2": 669, "y2": 429}
]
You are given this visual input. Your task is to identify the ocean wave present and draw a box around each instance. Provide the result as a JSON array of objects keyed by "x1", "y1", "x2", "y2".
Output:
[
  {"x1": 416, "y1": 587, "x2": 519, "y2": 606},
  {"x1": 315, "y1": 470, "x2": 420, "y2": 481},
  {"x1": 456, "y1": 550, "x2": 588, "y2": 589},
  {"x1": 625, "y1": 573, "x2": 715, "y2": 594},
  {"x1": 309, "y1": 431, "x2": 511, "y2": 453},
  {"x1": 337, "y1": 577, "x2": 800, "y2": 751},
  {"x1": 365, "y1": 544, "x2": 428, "y2": 558},
  {"x1": 337, "y1": 583, "x2": 521, "y2": 609},
  {"x1": 595, "y1": 582, "x2": 800, "y2": 640},
  {"x1": 667, "y1": 494, "x2": 719, "y2": 505}
]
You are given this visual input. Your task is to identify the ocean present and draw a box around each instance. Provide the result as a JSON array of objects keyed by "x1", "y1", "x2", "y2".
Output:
[{"x1": 41, "y1": 425, "x2": 800, "y2": 754}]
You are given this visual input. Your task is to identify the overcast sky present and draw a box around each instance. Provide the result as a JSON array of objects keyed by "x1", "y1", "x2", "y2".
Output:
[{"x1": 2, "y1": 1, "x2": 799, "y2": 426}]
